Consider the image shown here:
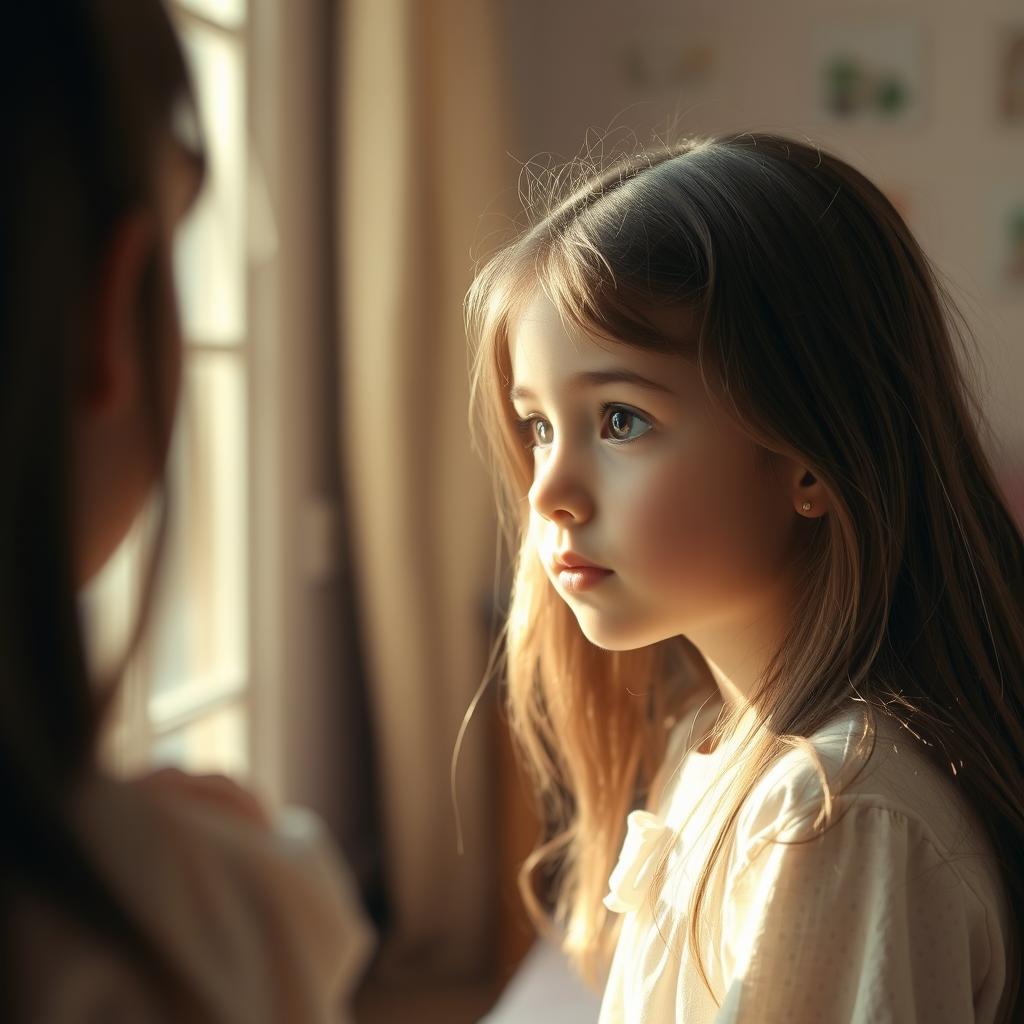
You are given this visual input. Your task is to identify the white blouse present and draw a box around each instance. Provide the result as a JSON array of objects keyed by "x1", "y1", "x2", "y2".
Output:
[{"x1": 599, "y1": 698, "x2": 1011, "y2": 1023}]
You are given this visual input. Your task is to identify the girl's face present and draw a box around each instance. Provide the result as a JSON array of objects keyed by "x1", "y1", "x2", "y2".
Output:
[{"x1": 508, "y1": 290, "x2": 809, "y2": 655}]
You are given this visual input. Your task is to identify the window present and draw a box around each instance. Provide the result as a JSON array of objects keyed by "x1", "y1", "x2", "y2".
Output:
[{"x1": 84, "y1": 0, "x2": 273, "y2": 790}]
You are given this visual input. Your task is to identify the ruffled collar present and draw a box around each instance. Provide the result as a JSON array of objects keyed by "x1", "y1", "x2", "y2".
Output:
[
  {"x1": 603, "y1": 702, "x2": 760, "y2": 915},
  {"x1": 603, "y1": 810, "x2": 676, "y2": 914}
]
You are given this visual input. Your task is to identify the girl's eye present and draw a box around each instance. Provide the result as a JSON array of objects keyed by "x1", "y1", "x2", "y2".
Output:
[
  {"x1": 602, "y1": 405, "x2": 653, "y2": 443},
  {"x1": 517, "y1": 416, "x2": 553, "y2": 449}
]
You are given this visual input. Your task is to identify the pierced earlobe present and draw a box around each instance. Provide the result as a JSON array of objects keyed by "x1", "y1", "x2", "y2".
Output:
[{"x1": 800, "y1": 500, "x2": 812, "y2": 512}]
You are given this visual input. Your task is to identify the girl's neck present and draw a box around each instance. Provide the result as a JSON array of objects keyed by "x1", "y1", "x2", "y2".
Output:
[{"x1": 689, "y1": 691, "x2": 761, "y2": 759}]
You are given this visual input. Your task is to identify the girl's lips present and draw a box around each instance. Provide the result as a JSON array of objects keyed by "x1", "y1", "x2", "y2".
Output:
[
  {"x1": 552, "y1": 550, "x2": 609, "y2": 571},
  {"x1": 557, "y1": 566, "x2": 614, "y2": 593}
]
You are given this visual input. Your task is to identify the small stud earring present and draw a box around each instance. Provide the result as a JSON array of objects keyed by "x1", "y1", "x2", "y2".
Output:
[{"x1": 801, "y1": 501, "x2": 812, "y2": 512}]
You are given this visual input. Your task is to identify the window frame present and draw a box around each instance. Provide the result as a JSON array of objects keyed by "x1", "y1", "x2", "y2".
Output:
[{"x1": 103, "y1": 0, "x2": 284, "y2": 804}]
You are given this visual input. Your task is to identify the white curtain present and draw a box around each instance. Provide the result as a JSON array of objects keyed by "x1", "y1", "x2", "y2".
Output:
[{"x1": 337, "y1": 0, "x2": 512, "y2": 978}]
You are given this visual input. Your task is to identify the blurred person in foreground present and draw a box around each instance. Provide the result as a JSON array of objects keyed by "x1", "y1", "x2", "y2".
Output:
[{"x1": 0, "y1": 3, "x2": 372, "y2": 1020}]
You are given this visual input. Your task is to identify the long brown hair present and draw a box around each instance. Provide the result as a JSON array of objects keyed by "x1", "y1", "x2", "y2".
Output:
[
  {"x1": 467, "y1": 132, "x2": 1024, "y2": 1018},
  {"x1": 0, "y1": 1, "x2": 204, "y2": 1013}
]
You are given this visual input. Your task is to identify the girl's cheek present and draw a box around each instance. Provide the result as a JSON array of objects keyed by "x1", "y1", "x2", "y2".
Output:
[
  {"x1": 625, "y1": 445, "x2": 771, "y2": 585},
  {"x1": 625, "y1": 446, "x2": 714, "y2": 546},
  {"x1": 527, "y1": 510, "x2": 552, "y2": 564},
  {"x1": 628, "y1": 475, "x2": 712, "y2": 573}
]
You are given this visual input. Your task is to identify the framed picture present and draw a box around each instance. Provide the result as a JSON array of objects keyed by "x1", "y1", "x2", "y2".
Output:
[
  {"x1": 986, "y1": 184, "x2": 1024, "y2": 295},
  {"x1": 998, "y1": 26, "x2": 1024, "y2": 124},
  {"x1": 812, "y1": 21, "x2": 925, "y2": 127},
  {"x1": 621, "y1": 37, "x2": 718, "y2": 95},
  {"x1": 997, "y1": 461, "x2": 1024, "y2": 531},
  {"x1": 881, "y1": 185, "x2": 912, "y2": 226}
]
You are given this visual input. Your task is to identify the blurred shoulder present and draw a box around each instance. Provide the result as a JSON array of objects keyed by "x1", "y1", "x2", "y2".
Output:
[{"x1": 55, "y1": 770, "x2": 376, "y2": 1022}]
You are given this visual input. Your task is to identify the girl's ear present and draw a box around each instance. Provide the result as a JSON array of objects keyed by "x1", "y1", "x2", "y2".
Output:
[
  {"x1": 77, "y1": 209, "x2": 157, "y2": 416},
  {"x1": 793, "y1": 467, "x2": 829, "y2": 517}
]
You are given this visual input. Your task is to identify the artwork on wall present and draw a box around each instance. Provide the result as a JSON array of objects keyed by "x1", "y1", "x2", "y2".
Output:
[
  {"x1": 987, "y1": 185, "x2": 1024, "y2": 295},
  {"x1": 881, "y1": 185, "x2": 912, "y2": 226},
  {"x1": 998, "y1": 26, "x2": 1024, "y2": 124},
  {"x1": 997, "y1": 463, "x2": 1024, "y2": 531},
  {"x1": 620, "y1": 38, "x2": 718, "y2": 95},
  {"x1": 812, "y1": 21, "x2": 925, "y2": 127}
]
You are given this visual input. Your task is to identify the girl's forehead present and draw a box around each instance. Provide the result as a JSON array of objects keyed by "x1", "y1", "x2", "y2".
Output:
[
  {"x1": 507, "y1": 290, "x2": 698, "y2": 396},
  {"x1": 508, "y1": 290, "x2": 586, "y2": 358}
]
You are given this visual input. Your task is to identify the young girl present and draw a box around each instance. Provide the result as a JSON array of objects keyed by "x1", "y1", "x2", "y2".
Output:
[
  {"x1": 1, "y1": 3, "x2": 370, "y2": 1019},
  {"x1": 467, "y1": 132, "x2": 1023, "y2": 1022}
]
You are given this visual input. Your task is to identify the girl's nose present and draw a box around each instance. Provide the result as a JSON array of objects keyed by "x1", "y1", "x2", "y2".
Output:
[{"x1": 528, "y1": 449, "x2": 594, "y2": 525}]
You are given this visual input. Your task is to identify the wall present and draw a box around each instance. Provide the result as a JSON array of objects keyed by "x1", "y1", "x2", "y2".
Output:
[{"x1": 494, "y1": 0, "x2": 1024, "y2": 484}]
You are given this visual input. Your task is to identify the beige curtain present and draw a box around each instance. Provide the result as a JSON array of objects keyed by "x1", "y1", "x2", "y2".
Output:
[{"x1": 337, "y1": 0, "x2": 511, "y2": 979}]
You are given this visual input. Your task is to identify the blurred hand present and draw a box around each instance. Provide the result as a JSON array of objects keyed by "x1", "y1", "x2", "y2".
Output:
[{"x1": 139, "y1": 766, "x2": 272, "y2": 828}]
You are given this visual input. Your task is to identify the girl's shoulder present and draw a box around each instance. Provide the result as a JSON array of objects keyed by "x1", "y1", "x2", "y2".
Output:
[
  {"x1": 732, "y1": 705, "x2": 1003, "y2": 895},
  {"x1": 656, "y1": 698, "x2": 1003, "y2": 900},
  {"x1": 739, "y1": 706, "x2": 941, "y2": 825},
  {"x1": 23, "y1": 770, "x2": 375, "y2": 1023}
]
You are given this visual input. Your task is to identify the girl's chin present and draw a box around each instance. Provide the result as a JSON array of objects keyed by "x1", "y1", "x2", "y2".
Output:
[{"x1": 573, "y1": 612, "x2": 671, "y2": 652}]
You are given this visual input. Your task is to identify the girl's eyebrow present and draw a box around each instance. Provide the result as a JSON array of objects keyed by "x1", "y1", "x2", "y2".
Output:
[{"x1": 509, "y1": 370, "x2": 677, "y2": 403}]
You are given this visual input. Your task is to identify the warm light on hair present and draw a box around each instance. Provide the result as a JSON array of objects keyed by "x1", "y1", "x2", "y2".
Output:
[{"x1": 467, "y1": 132, "x2": 1024, "y2": 1017}]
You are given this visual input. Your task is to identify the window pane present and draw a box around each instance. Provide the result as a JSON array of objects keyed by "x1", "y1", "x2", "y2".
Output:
[
  {"x1": 80, "y1": 525, "x2": 149, "y2": 774},
  {"x1": 78, "y1": 525, "x2": 139, "y2": 682},
  {"x1": 151, "y1": 704, "x2": 249, "y2": 777},
  {"x1": 149, "y1": 353, "x2": 248, "y2": 699},
  {"x1": 173, "y1": 22, "x2": 246, "y2": 343},
  {"x1": 176, "y1": 0, "x2": 246, "y2": 29}
]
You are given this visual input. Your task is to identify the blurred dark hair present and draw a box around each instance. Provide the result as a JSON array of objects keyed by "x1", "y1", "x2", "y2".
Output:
[{"x1": 0, "y1": 0, "x2": 204, "y2": 1013}]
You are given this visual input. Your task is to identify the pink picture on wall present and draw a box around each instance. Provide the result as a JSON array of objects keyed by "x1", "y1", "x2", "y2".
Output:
[{"x1": 998, "y1": 26, "x2": 1024, "y2": 124}]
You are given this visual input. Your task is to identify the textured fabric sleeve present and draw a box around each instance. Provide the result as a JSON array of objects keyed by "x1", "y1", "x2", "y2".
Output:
[
  {"x1": 171, "y1": 801, "x2": 378, "y2": 1024},
  {"x1": 76, "y1": 776, "x2": 377, "y2": 1024},
  {"x1": 715, "y1": 802, "x2": 992, "y2": 1024},
  {"x1": 235, "y1": 805, "x2": 378, "y2": 1023}
]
